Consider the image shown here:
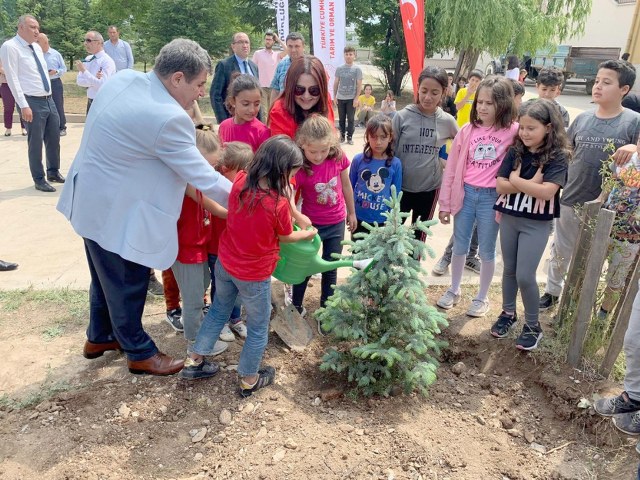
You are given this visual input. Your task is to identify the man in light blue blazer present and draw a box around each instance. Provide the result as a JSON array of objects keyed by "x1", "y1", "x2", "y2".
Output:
[{"x1": 57, "y1": 39, "x2": 232, "y2": 376}]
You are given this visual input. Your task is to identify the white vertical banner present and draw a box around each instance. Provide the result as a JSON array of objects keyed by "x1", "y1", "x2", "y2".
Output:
[
  {"x1": 311, "y1": 0, "x2": 346, "y2": 100},
  {"x1": 275, "y1": 0, "x2": 289, "y2": 41}
]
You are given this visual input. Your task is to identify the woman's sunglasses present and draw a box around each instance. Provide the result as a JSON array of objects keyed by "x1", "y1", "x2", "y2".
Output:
[{"x1": 294, "y1": 85, "x2": 321, "y2": 97}]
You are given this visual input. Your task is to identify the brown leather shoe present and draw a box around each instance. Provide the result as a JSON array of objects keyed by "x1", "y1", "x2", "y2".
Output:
[
  {"x1": 127, "y1": 352, "x2": 184, "y2": 376},
  {"x1": 83, "y1": 340, "x2": 122, "y2": 359}
]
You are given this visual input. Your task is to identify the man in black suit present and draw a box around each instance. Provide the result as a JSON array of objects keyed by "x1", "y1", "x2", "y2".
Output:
[{"x1": 210, "y1": 32, "x2": 259, "y2": 123}]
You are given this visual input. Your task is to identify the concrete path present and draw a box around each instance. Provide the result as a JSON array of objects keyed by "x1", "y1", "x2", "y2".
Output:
[{"x1": 0, "y1": 95, "x2": 586, "y2": 291}]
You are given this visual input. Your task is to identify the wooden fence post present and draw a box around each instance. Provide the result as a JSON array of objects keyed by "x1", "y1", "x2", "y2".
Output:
[
  {"x1": 599, "y1": 254, "x2": 640, "y2": 377},
  {"x1": 567, "y1": 207, "x2": 616, "y2": 367},
  {"x1": 556, "y1": 201, "x2": 603, "y2": 327}
]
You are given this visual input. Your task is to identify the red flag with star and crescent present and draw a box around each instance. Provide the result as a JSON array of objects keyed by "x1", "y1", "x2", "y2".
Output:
[{"x1": 399, "y1": 0, "x2": 425, "y2": 93}]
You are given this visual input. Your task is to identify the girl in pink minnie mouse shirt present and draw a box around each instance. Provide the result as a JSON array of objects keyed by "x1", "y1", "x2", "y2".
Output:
[{"x1": 291, "y1": 114, "x2": 356, "y2": 326}]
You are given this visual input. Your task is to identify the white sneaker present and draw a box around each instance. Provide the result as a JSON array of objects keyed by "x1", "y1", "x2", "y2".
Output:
[
  {"x1": 436, "y1": 290, "x2": 460, "y2": 309},
  {"x1": 466, "y1": 299, "x2": 489, "y2": 317},
  {"x1": 212, "y1": 340, "x2": 229, "y2": 356},
  {"x1": 432, "y1": 257, "x2": 450, "y2": 276},
  {"x1": 230, "y1": 320, "x2": 248, "y2": 339},
  {"x1": 219, "y1": 323, "x2": 235, "y2": 342}
]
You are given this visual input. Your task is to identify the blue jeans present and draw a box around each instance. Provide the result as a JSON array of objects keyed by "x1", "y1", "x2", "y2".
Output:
[
  {"x1": 192, "y1": 261, "x2": 271, "y2": 377},
  {"x1": 452, "y1": 184, "x2": 499, "y2": 261},
  {"x1": 292, "y1": 221, "x2": 345, "y2": 309},
  {"x1": 208, "y1": 254, "x2": 241, "y2": 321}
]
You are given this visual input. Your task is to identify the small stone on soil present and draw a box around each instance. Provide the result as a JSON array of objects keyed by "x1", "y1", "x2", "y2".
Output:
[
  {"x1": 452, "y1": 362, "x2": 466, "y2": 376},
  {"x1": 191, "y1": 428, "x2": 207, "y2": 443},
  {"x1": 219, "y1": 409, "x2": 232, "y2": 425},
  {"x1": 194, "y1": 452, "x2": 203, "y2": 461},
  {"x1": 530, "y1": 442, "x2": 546, "y2": 454},
  {"x1": 272, "y1": 449, "x2": 286, "y2": 463},
  {"x1": 284, "y1": 438, "x2": 298, "y2": 450}
]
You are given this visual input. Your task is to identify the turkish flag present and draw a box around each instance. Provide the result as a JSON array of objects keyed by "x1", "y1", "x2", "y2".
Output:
[{"x1": 399, "y1": 0, "x2": 425, "y2": 93}]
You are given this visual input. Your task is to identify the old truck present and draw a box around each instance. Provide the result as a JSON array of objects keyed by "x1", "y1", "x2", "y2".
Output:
[{"x1": 527, "y1": 45, "x2": 621, "y2": 95}]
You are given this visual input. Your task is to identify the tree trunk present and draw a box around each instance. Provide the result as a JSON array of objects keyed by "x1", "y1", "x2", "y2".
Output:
[{"x1": 460, "y1": 49, "x2": 481, "y2": 79}]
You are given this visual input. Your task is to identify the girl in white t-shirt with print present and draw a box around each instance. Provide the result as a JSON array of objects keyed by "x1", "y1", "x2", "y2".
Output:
[{"x1": 437, "y1": 77, "x2": 519, "y2": 317}]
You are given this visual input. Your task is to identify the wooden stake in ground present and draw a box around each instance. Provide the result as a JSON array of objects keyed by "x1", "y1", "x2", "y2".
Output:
[
  {"x1": 567, "y1": 207, "x2": 616, "y2": 367},
  {"x1": 600, "y1": 253, "x2": 640, "y2": 377}
]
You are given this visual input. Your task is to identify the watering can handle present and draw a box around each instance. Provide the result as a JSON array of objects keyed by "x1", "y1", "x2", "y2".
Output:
[{"x1": 293, "y1": 224, "x2": 322, "y2": 250}]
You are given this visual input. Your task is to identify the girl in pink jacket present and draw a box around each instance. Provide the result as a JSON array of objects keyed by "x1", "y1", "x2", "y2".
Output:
[{"x1": 436, "y1": 77, "x2": 519, "y2": 318}]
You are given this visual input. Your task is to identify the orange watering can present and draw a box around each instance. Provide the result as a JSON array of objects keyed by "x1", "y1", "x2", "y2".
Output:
[{"x1": 272, "y1": 229, "x2": 373, "y2": 285}]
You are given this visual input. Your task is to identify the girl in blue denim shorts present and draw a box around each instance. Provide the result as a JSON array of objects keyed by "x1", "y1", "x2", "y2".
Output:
[
  {"x1": 437, "y1": 77, "x2": 519, "y2": 318},
  {"x1": 180, "y1": 136, "x2": 317, "y2": 397}
]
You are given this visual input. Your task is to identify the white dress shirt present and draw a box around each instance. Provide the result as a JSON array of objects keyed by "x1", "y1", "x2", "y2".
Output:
[
  {"x1": 0, "y1": 35, "x2": 52, "y2": 108},
  {"x1": 77, "y1": 50, "x2": 116, "y2": 99}
]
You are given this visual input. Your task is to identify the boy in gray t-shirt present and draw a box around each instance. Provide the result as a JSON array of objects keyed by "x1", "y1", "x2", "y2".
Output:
[
  {"x1": 333, "y1": 46, "x2": 362, "y2": 145},
  {"x1": 540, "y1": 60, "x2": 640, "y2": 310}
]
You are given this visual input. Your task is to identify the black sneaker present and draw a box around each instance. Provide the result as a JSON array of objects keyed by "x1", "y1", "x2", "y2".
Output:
[
  {"x1": 613, "y1": 411, "x2": 640, "y2": 435},
  {"x1": 340, "y1": 134, "x2": 346, "y2": 143},
  {"x1": 464, "y1": 257, "x2": 481, "y2": 274},
  {"x1": 165, "y1": 308, "x2": 184, "y2": 332},
  {"x1": 239, "y1": 366, "x2": 276, "y2": 397},
  {"x1": 516, "y1": 324, "x2": 543, "y2": 351},
  {"x1": 539, "y1": 293, "x2": 558, "y2": 311},
  {"x1": 148, "y1": 274, "x2": 164, "y2": 296},
  {"x1": 347, "y1": 138, "x2": 354, "y2": 145},
  {"x1": 179, "y1": 357, "x2": 220, "y2": 380},
  {"x1": 595, "y1": 391, "x2": 640, "y2": 417},
  {"x1": 490, "y1": 311, "x2": 518, "y2": 338}
]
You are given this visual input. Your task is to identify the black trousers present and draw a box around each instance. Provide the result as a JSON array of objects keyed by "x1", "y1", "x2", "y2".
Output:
[
  {"x1": 84, "y1": 238, "x2": 158, "y2": 361},
  {"x1": 400, "y1": 189, "x2": 440, "y2": 241},
  {"x1": 50, "y1": 78, "x2": 66, "y2": 130},
  {"x1": 337, "y1": 99, "x2": 356, "y2": 139},
  {"x1": 24, "y1": 95, "x2": 60, "y2": 182}
]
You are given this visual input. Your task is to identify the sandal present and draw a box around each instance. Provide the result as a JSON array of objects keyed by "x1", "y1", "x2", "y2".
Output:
[
  {"x1": 239, "y1": 366, "x2": 276, "y2": 397},
  {"x1": 4, "y1": 129, "x2": 10, "y2": 136}
]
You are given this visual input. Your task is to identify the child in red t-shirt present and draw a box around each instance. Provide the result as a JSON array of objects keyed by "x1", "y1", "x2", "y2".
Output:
[
  {"x1": 207, "y1": 142, "x2": 254, "y2": 342},
  {"x1": 172, "y1": 125, "x2": 228, "y2": 356},
  {"x1": 181, "y1": 136, "x2": 318, "y2": 398}
]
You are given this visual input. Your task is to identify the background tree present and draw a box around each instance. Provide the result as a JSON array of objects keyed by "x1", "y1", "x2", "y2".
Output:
[
  {"x1": 145, "y1": 0, "x2": 242, "y2": 60},
  {"x1": 318, "y1": 189, "x2": 448, "y2": 397},
  {"x1": 237, "y1": 0, "x2": 312, "y2": 45},
  {"x1": 434, "y1": 0, "x2": 592, "y2": 79},
  {"x1": 16, "y1": 0, "x2": 93, "y2": 66},
  {"x1": 347, "y1": 0, "x2": 408, "y2": 96}
]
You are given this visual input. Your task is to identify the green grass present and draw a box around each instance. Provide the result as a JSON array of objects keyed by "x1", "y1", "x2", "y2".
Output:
[
  {"x1": 0, "y1": 380, "x2": 74, "y2": 410},
  {"x1": 42, "y1": 325, "x2": 65, "y2": 341},
  {"x1": 0, "y1": 288, "x2": 88, "y2": 331}
]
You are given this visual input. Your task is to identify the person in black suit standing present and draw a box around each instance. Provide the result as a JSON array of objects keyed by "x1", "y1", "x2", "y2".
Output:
[{"x1": 210, "y1": 32, "x2": 259, "y2": 124}]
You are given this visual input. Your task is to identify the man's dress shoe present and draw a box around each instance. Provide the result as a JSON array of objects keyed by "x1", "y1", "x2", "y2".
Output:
[
  {"x1": 0, "y1": 260, "x2": 18, "y2": 271},
  {"x1": 35, "y1": 180, "x2": 56, "y2": 192},
  {"x1": 127, "y1": 352, "x2": 184, "y2": 376},
  {"x1": 46, "y1": 172, "x2": 66, "y2": 183},
  {"x1": 83, "y1": 340, "x2": 122, "y2": 359}
]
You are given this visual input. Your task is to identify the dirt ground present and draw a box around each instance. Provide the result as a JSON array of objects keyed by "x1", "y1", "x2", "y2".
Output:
[{"x1": 0, "y1": 281, "x2": 639, "y2": 480}]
